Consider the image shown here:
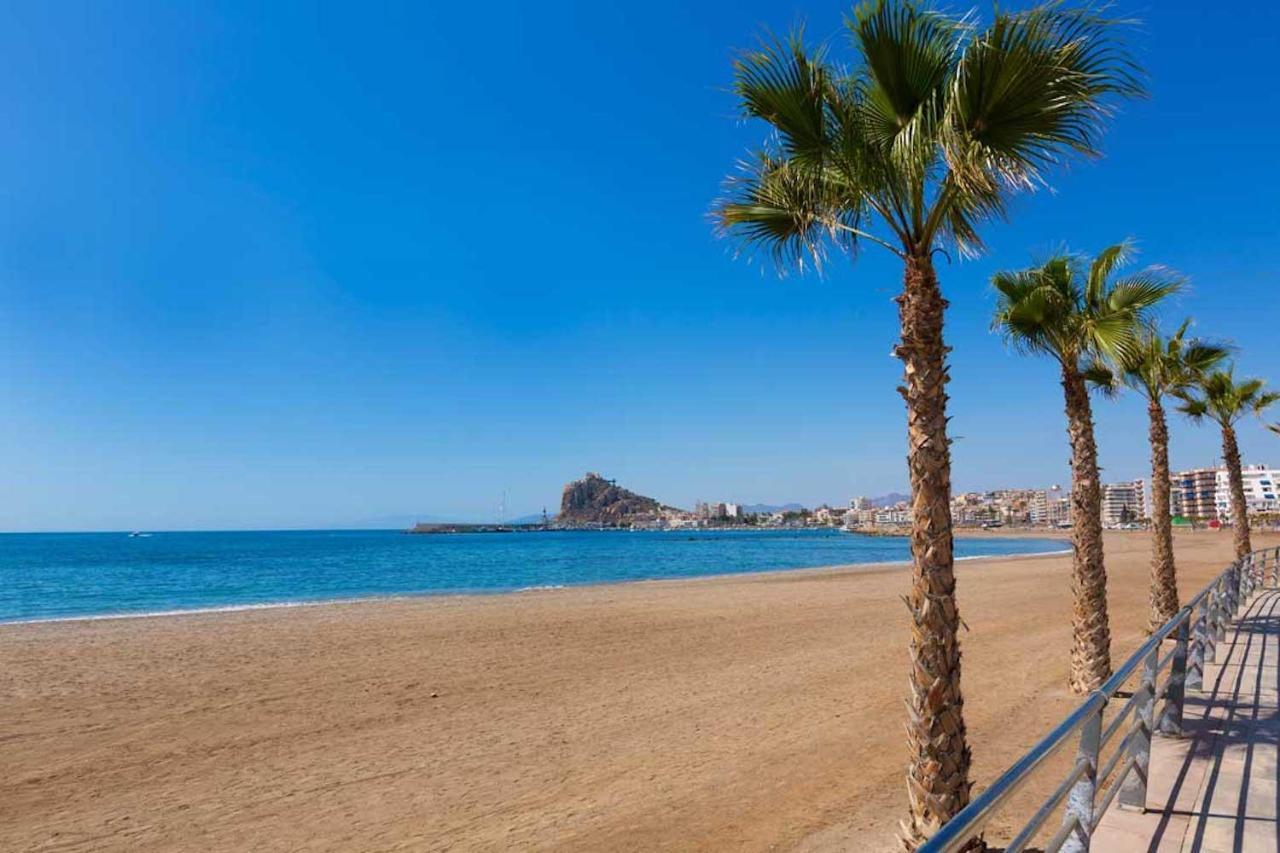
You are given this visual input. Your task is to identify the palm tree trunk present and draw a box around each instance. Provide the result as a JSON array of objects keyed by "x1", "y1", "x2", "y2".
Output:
[
  {"x1": 1062, "y1": 365, "x2": 1111, "y2": 693},
  {"x1": 896, "y1": 255, "x2": 973, "y2": 850},
  {"x1": 1147, "y1": 398, "x2": 1178, "y2": 629},
  {"x1": 1221, "y1": 424, "x2": 1251, "y2": 558}
]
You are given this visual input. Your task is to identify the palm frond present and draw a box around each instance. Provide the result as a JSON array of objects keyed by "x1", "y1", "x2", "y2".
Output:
[
  {"x1": 1253, "y1": 391, "x2": 1280, "y2": 417},
  {"x1": 733, "y1": 31, "x2": 833, "y2": 166},
  {"x1": 944, "y1": 3, "x2": 1144, "y2": 197},
  {"x1": 848, "y1": 0, "x2": 966, "y2": 174},
  {"x1": 1082, "y1": 359, "x2": 1121, "y2": 398},
  {"x1": 1178, "y1": 366, "x2": 1278, "y2": 428},
  {"x1": 1086, "y1": 240, "x2": 1135, "y2": 302},
  {"x1": 1176, "y1": 395, "x2": 1209, "y2": 422},
  {"x1": 713, "y1": 151, "x2": 852, "y2": 273},
  {"x1": 992, "y1": 243, "x2": 1178, "y2": 372}
]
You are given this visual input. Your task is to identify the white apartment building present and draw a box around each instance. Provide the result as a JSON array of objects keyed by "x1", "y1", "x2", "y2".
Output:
[
  {"x1": 1031, "y1": 485, "x2": 1070, "y2": 526},
  {"x1": 1214, "y1": 465, "x2": 1280, "y2": 520},
  {"x1": 875, "y1": 508, "x2": 910, "y2": 525},
  {"x1": 1101, "y1": 480, "x2": 1146, "y2": 526}
]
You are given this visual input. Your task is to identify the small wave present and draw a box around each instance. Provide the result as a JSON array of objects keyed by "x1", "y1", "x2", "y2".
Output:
[{"x1": 0, "y1": 598, "x2": 373, "y2": 626}]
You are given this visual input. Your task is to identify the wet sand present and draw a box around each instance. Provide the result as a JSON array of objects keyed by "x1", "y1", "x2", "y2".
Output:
[{"x1": 0, "y1": 529, "x2": 1262, "y2": 851}]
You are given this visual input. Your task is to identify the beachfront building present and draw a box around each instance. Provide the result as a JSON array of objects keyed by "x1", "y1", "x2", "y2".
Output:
[
  {"x1": 1031, "y1": 486, "x2": 1071, "y2": 527},
  {"x1": 849, "y1": 496, "x2": 870, "y2": 511},
  {"x1": 1101, "y1": 480, "x2": 1146, "y2": 526},
  {"x1": 1168, "y1": 478, "x2": 1186, "y2": 518},
  {"x1": 875, "y1": 506, "x2": 910, "y2": 526},
  {"x1": 1214, "y1": 464, "x2": 1280, "y2": 521},
  {"x1": 1174, "y1": 468, "x2": 1220, "y2": 521}
]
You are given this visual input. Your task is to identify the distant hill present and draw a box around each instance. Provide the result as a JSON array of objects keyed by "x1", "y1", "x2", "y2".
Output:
[
  {"x1": 558, "y1": 473, "x2": 677, "y2": 528},
  {"x1": 742, "y1": 503, "x2": 806, "y2": 515},
  {"x1": 870, "y1": 492, "x2": 910, "y2": 508}
]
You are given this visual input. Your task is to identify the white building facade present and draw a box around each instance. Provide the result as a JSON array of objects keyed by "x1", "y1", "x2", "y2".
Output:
[
  {"x1": 1101, "y1": 480, "x2": 1146, "y2": 526},
  {"x1": 1214, "y1": 465, "x2": 1280, "y2": 520}
]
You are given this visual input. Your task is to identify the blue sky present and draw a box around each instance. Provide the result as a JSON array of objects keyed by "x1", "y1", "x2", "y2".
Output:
[{"x1": 0, "y1": 0, "x2": 1277, "y2": 530}]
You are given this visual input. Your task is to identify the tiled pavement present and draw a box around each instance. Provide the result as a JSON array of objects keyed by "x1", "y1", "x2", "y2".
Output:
[{"x1": 1093, "y1": 589, "x2": 1280, "y2": 852}]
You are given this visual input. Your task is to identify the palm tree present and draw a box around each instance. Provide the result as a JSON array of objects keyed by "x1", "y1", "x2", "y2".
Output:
[
  {"x1": 992, "y1": 244, "x2": 1179, "y2": 693},
  {"x1": 1177, "y1": 369, "x2": 1280, "y2": 558},
  {"x1": 1111, "y1": 321, "x2": 1227, "y2": 629},
  {"x1": 710, "y1": 2, "x2": 1141, "y2": 845}
]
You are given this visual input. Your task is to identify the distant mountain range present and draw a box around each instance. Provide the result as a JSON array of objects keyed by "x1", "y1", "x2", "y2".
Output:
[
  {"x1": 743, "y1": 493, "x2": 909, "y2": 514},
  {"x1": 741, "y1": 503, "x2": 806, "y2": 514}
]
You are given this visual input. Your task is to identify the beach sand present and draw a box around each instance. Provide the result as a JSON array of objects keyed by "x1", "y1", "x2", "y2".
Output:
[{"x1": 0, "y1": 529, "x2": 1265, "y2": 851}]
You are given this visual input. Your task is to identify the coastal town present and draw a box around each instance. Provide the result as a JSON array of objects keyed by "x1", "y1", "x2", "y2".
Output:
[
  {"x1": 411, "y1": 465, "x2": 1280, "y2": 534},
  {"x1": 687, "y1": 461, "x2": 1279, "y2": 530}
]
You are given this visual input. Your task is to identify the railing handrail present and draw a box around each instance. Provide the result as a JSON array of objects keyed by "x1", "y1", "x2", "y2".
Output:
[{"x1": 919, "y1": 544, "x2": 1280, "y2": 853}]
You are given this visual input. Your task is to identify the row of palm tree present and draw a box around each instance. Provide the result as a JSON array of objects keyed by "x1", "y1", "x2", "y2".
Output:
[
  {"x1": 709, "y1": 0, "x2": 1270, "y2": 847},
  {"x1": 991, "y1": 246, "x2": 1277, "y2": 694}
]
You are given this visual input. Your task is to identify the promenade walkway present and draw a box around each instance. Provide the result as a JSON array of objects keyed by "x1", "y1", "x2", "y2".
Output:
[{"x1": 1093, "y1": 588, "x2": 1280, "y2": 853}]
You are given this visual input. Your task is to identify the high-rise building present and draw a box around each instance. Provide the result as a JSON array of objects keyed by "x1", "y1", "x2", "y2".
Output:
[
  {"x1": 1101, "y1": 480, "x2": 1146, "y2": 526},
  {"x1": 1173, "y1": 468, "x2": 1219, "y2": 520},
  {"x1": 1214, "y1": 465, "x2": 1280, "y2": 520},
  {"x1": 1167, "y1": 478, "x2": 1185, "y2": 518},
  {"x1": 1031, "y1": 485, "x2": 1070, "y2": 526}
]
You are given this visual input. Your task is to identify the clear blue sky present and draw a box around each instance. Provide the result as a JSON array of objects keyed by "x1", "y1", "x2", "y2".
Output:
[{"x1": 1, "y1": 0, "x2": 1277, "y2": 530}]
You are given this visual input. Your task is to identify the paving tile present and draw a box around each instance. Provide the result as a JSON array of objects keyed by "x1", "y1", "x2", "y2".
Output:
[{"x1": 1091, "y1": 589, "x2": 1280, "y2": 853}]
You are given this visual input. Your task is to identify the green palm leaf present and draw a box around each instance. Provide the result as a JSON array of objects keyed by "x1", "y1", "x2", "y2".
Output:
[
  {"x1": 992, "y1": 242, "x2": 1178, "y2": 371},
  {"x1": 711, "y1": 1, "x2": 1141, "y2": 273}
]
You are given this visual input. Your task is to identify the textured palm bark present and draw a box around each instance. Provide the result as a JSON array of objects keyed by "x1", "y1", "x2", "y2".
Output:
[
  {"x1": 1146, "y1": 399, "x2": 1178, "y2": 630},
  {"x1": 1221, "y1": 425, "x2": 1252, "y2": 558},
  {"x1": 1062, "y1": 366, "x2": 1112, "y2": 693},
  {"x1": 896, "y1": 256, "x2": 975, "y2": 852}
]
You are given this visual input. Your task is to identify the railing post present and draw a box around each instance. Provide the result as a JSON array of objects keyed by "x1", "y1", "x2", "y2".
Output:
[
  {"x1": 1119, "y1": 646, "x2": 1158, "y2": 810},
  {"x1": 1205, "y1": 585, "x2": 1221, "y2": 664},
  {"x1": 1061, "y1": 702, "x2": 1102, "y2": 853},
  {"x1": 1156, "y1": 615, "x2": 1189, "y2": 737},
  {"x1": 1227, "y1": 562, "x2": 1240, "y2": 617},
  {"x1": 1188, "y1": 603, "x2": 1207, "y2": 692},
  {"x1": 1214, "y1": 576, "x2": 1228, "y2": 644}
]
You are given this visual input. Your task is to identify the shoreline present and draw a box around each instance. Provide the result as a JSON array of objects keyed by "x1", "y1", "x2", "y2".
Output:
[
  {"x1": 0, "y1": 537, "x2": 1072, "y2": 629},
  {"x1": 0, "y1": 530, "x2": 1258, "y2": 852}
]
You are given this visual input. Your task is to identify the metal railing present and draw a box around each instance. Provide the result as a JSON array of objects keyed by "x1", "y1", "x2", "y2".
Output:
[{"x1": 920, "y1": 544, "x2": 1280, "y2": 853}]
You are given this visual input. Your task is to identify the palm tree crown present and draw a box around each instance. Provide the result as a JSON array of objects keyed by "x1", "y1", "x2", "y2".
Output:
[
  {"x1": 992, "y1": 243, "x2": 1182, "y2": 366},
  {"x1": 1179, "y1": 367, "x2": 1280, "y2": 559},
  {"x1": 1177, "y1": 368, "x2": 1280, "y2": 428},
  {"x1": 712, "y1": 1, "x2": 1142, "y2": 268},
  {"x1": 1115, "y1": 320, "x2": 1229, "y2": 402}
]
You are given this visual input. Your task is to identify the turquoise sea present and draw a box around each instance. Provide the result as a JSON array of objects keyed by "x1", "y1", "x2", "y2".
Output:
[{"x1": 0, "y1": 528, "x2": 1069, "y2": 623}]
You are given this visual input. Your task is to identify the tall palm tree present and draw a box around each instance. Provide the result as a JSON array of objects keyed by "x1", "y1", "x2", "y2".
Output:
[
  {"x1": 1111, "y1": 321, "x2": 1227, "y2": 629},
  {"x1": 992, "y1": 244, "x2": 1178, "y2": 693},
  {"x1": 710, "y1": 2, "x2": 1141, "y2": 845},
  {"x1": 1177, "y1": 369, "x2": 1280, "y2": 558}
]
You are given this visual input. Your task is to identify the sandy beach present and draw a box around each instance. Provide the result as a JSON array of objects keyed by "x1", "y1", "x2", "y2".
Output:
[{"x1": 0, "y1": 529, "x2": 1265, "y2": 852}]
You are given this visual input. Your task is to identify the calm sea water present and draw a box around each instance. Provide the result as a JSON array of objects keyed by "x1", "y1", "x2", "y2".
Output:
[{"x1": 0, "y1": 529, "x2": 1068, "y2": 623}]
